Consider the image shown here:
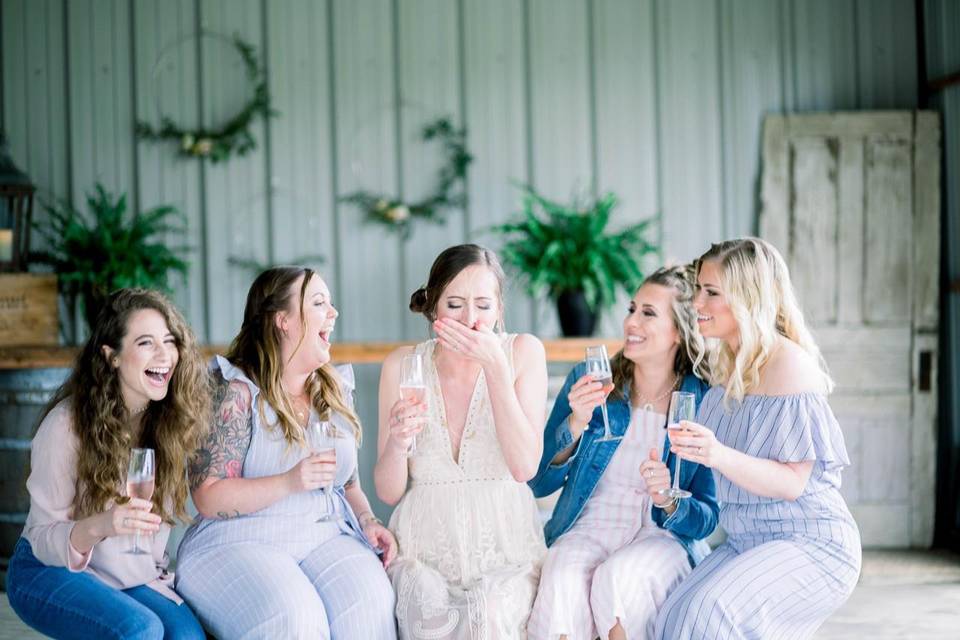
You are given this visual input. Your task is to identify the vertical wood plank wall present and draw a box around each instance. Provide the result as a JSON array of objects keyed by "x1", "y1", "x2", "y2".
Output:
[
  {"x1": 1, "y1": 0, "x2": 921, "y2": 343},
  {"x1": 924, "y1": 0, "x2": 960, "y2": 548},
  {"x1": 1, "y1": 0, "x2": 930, "y2": 526}
]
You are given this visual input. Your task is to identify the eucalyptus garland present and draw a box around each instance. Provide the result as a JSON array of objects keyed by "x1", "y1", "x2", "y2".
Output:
[
  {"x1": 340, "y1": 118, "x2": 472, "y2": 238},
  {"x1": 135, "y1": 33, "x2": 276, "y2": 163}
]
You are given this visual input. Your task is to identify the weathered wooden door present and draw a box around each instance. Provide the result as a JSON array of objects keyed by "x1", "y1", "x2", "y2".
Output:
[{"x1": 759, "y1": 112, "x2": 940, "y2": 548}]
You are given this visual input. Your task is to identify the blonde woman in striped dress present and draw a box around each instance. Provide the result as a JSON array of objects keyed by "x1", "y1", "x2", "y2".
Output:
[{"x1": 655, "y1": 238, "x2": 861, "y2": 639}]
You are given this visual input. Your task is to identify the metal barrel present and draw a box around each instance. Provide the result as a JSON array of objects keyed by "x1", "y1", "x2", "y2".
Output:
[{"x1": 0, "y1": 368, "x2": 69, "y2": 590}]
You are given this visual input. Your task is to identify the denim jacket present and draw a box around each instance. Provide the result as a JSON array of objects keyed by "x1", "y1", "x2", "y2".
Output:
[{"x1": 529, "y1": 364, "x2": 719, "y2": 566}]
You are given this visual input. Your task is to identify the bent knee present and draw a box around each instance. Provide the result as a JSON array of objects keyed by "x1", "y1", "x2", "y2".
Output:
[
  {"x1": 115, "y1": 609, "x2": 165, "y2": 640},
  {"x1": 256, "y1": 607, "x2": 325, "y2": 639}
]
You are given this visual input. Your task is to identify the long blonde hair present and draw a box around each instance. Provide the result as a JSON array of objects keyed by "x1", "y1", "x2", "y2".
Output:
[
  {"x1": 610, "y1": 264, "x2": 712, "y2": 402},
  {"x1": 226, "y1": 266, "x2": 361, "y2": 446},
  {"x1": 697, "y1": 238, "x2": 833, "y2": 402},
  {"x1": 40, "y1": 289, "x2": 210, "y2": 523}
]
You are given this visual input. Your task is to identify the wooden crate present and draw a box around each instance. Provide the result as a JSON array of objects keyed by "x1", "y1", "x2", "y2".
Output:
[{"x1": 0, "y1": 274, "x2": 58, "y2": 347}]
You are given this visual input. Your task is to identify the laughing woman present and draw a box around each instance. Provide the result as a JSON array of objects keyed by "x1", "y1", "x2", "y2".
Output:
[
  {"x1": 527, "y1": 266, "x2": 718, "y2": 640},
  {"x1": 655, "y1": 238, "x2": 861, "y2": 639},
  {"x1": 175, "y1": 267, "x2": 396, "y2": 640},
  {"x1": 6, "y1": 289, "x2": 209, "y2": 640}
]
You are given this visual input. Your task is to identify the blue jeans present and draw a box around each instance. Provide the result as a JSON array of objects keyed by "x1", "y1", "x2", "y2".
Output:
[{"x1": 6, "y1": 538, "x2": 206, "y2": 640}]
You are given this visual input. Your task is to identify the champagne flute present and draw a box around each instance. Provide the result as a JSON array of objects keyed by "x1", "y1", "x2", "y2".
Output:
[
  {"x1": 399, "y1": 353, "x2": 427, "y2": 456},
  {"x1": 585, "y1": 345, "x2": 620, "y2": 442},
  {"x1": 125, "y1": 448, "x2": 155, "y2": 555},
  {"x1": 309, "y1": 414, "x2": 342, "y2": 523},
  {"x1": 659, "y1": 391, "x2": 695, "y2": 500}
]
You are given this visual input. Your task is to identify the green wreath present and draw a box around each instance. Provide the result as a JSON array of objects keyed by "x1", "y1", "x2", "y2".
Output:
[
  {"x1": 340, "y1": 118, "x2": 472, "y2": 238},
  {"x1": 135, "y1": 33, "x2": 276, "y2": 163}
]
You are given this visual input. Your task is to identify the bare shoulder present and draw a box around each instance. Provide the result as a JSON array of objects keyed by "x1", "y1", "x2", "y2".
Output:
[
  {"x1": 512, "y1": 333, "x2": 546, "y2": 367},
  {"x1": 382, "y1": 344, "x2": 417, "y2": 372},
  {"x1": 757, "y1": 337, "x2": 828, "y2": 396},
  {"x1": 217, "y1": 378, "x2": 252, "y2": 411}
]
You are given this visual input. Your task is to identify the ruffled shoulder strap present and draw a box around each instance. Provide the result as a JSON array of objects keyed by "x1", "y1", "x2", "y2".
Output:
[
  {"x1": 332, "y1": 363, "x2": 356, "y2": 409},
  {"x1": 210, "y1": 355, "x2": 260, "y2": 399},
  {"x1": 209, "y1": 355, "x2": 266, "y2": 421},
  {"x1": 754, "y1": 393, "x2": 851, "y2": 469}
]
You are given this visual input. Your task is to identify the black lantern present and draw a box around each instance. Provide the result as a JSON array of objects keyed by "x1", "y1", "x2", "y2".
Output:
[{"x1": 0, "y1": 134, "x2": 35, "y2": 272}]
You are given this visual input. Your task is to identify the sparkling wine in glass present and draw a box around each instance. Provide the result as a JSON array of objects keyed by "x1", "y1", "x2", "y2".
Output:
[
  {"x1": 659, "y1": 391, "x2": 695, "y2": 500},
  {"x1": 125, "y1": 448, "x2": 155, "y2": 555},
  {"x1": 309, "y1": 414, "x2": 342, "y2": 523},
  {"x1": 585, "y1": 345, "x2": 620, "y2": 442},
  {"x1": 399, "y1": 353, "x2": 427, "y2": 456}
]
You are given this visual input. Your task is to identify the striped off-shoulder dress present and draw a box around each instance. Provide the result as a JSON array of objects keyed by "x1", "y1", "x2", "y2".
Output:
[{"x1": 655, "y1": 387, "x2": 861, "y2": 639}]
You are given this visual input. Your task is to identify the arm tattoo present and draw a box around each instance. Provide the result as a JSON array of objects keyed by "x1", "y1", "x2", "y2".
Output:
[
  {"x1": 344, "y1": 468, "x2": 359, "y2": 489},
  {"x1": 189, "y1": 380, "x2": 253, "y2": 491}
]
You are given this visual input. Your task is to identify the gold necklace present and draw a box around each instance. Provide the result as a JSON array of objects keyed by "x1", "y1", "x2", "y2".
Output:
[
  {"x1": 288, "y1": 392, "x2": 310, "y2": 421},
  {"x1": 632, "y1": 374, "x2": 680, "y2": 407}
]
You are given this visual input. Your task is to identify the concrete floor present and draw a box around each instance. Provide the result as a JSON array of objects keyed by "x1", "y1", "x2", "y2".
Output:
[{"x1": 1, "y1": 550, "x2": 959, "y2": 639}]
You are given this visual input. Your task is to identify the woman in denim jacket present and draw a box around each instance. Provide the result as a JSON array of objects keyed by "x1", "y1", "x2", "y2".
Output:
[{"x1": 527, "y1": 266, "x2": 719, "y2": 640}]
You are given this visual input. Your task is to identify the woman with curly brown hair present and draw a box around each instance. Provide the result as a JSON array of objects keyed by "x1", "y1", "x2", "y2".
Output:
[{"x1": 6, "y1": 288, "x2": 209, "y2": 640}]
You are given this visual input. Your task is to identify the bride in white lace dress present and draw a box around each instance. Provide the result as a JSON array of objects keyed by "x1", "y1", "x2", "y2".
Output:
[{"x1": 376, "y1": 245, "x2": 548, "y2": 639}]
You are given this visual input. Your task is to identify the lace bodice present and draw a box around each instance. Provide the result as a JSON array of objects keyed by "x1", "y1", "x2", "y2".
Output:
[
  {"x1": 387, "y1": 336, "x2": 546, "y2": 639},
  {"x1": 406, "y1": 338, "x2": 517, "y2": 486}
]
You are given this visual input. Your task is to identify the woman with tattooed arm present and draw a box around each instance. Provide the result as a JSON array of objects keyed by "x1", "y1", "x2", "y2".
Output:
[{"x1": 175, "y1": 267, "x2": 397, "y2": 639}]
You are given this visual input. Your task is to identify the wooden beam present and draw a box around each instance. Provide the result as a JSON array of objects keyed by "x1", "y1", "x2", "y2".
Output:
[{"x1": 0, "y1": 338, "x2": 626, "y2": 369}]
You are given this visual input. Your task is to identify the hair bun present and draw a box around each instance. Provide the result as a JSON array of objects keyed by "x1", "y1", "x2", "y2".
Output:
[{"x1": 409, "y1": 287, "x2": 428, "y2": 313}]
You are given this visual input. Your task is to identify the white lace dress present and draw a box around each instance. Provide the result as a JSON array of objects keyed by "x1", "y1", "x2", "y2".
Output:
[{"x1": 388, "y1": 336, "x2": 547, "y2": 640}]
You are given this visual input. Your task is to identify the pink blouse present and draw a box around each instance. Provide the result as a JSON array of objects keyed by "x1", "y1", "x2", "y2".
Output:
[{"x1": 22, "y1": 401, "x2": 181, "y2": 603}]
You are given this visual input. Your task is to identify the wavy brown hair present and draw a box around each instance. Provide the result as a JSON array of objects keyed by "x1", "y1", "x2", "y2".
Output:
[
  {"x1": 409, "y1": 244, "x2": 507, "y2": 332},
  {"x1": 226, "y1": 266, "x2": 361, "y2": 447},
  {"x1": 40, "y1": 289, "x2": 210, "y2": 523},
  {"x1": 610, "y1": 264, "x2": 712, "y2": 403}
]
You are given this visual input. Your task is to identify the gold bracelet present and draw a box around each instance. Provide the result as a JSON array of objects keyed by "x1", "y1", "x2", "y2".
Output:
[
  {"x1": 658, "y1": 497, "x2": 679, "y2": 513},
  {"x1": 358, "y1": 511, "x2": 382, "y2": 527}
]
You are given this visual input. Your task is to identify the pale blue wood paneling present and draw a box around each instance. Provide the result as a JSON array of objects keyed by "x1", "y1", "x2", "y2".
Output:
[
  {"x1": 265, "y1": 0, "x2": 336, "y2": 290},
  {"x1": 397, "y1": 0, "x2": 465, "y2": 340},
  {"x1": 133, "y1": 0, "x2": 207, "y2": 337},
  {"x1": 719, "y1": 0, "x2": 786, "y2": 240},
  {"x1": 923, "y1": 0, "x2": 960, "y2": 545},
  {"x1": 462, "y1": 0, "x2": 533, "y2": 335},
  {"x1": 528, "y1": 0, "x2": 592, "y2": 335},
  {"x1": 856, "y1": 0, "x2": 918, "y2": 109},
  {"x1": 592, "y1": 0, "x2": 659, "y2": 338},
  {"x1": 199, "y1": 0, "x2": 269, "y2": 343},
  {"x1": 332, "y1": 0, "x2": 403, "y2": 341},
  {"x1": 66, "y1": 0, "x2": 136, "y2": 205},
  {"x1": 2, "y1": 0, "x2": 69, "y2": 222},
  {"x1": 791, "y1": 0, "x2": 858, "y2": 111},
  {"x1": 656, "y1": 0, "x2": 724, "y2": 263},
  {"x1": 0, "y1": 0, "x2": 931, "y2": 345}
]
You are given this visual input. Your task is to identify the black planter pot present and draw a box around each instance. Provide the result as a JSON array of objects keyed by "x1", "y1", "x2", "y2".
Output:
[{"x1": 556, "y1": 290, "x2": 598, "y2": 337}]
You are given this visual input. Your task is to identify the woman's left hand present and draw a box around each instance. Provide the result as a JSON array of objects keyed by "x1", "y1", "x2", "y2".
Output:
[
  {"x1": 433, "y1": 318, "x2": 505, "y2": 369},
  {"x1": 639, "y1": 448, "x2": 674, "y2": 507},
  {"x1": 669, "y1": 420, "x2": 728, "y2": 469},
  {"x1": 363, "y1": 520, "x2": 398, "y2": 569}
]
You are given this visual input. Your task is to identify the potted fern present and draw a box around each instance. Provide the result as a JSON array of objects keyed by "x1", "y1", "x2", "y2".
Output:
[
  {"x1": 492, "y1": 186, "x2": 657, "y2": 336},
  {"x1": 31, "y1": 183, "x2": 189, "y2": 339}
]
